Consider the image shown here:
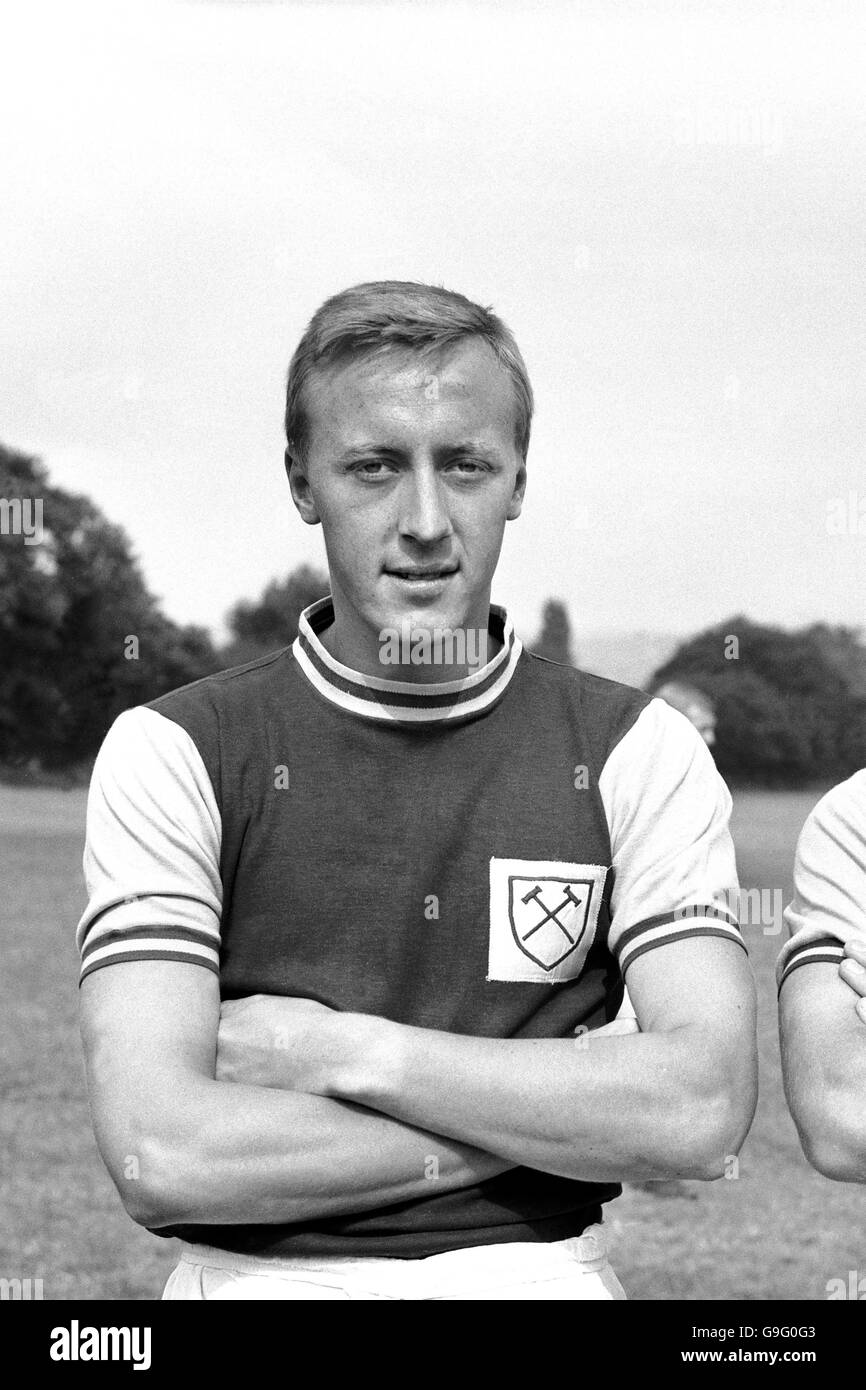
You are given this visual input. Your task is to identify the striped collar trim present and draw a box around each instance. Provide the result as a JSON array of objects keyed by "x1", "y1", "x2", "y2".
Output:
[{"x1": 293, "y1": 596, "x2": 522, "y2": 725}]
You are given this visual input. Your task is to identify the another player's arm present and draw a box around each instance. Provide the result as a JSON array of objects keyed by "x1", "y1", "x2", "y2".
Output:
[
  {"x1": 777, "y1": 776, "x2": 866, "y2": 1182},
  {"x1": 80, "y1": 958, "x2": 511, "y2": 1230},
  {"x1": 779, "y1": 956, "x2": 866, "y2": 1183}
]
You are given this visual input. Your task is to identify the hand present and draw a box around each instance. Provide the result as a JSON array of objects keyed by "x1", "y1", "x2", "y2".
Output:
[
  {"x1": 593, "y1": 1017, "x2": 641, "y2": 1038},
  {"x1": 839, "y1": 940, "x2": 866, "y2": 1023},
  {"x1": 216, "y1": 994, "x2": 357, "y2": 1095}
]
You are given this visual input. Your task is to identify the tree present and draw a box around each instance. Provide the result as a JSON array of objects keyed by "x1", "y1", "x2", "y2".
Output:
[
  {"x1": 650, "y1": 617, "x2": 865, "y2": 787},
  {"x1": 531, "y1": 599, "x2": 576, "y2": 666},
  {"x1": 805, "y1": 623, "x2": 866, "y2": 699},
  {"x1": 0, "y1": 444, "x2": 219, "y2": 773},
  {"x1": 221, "y1": 564, "x2": 329, "y2": 666}
]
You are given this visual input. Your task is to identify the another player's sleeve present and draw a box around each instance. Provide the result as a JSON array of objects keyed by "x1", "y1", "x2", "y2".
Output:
[
  {"x1": 599, "y1": 697, "x2": 745, "y2": 975},
  {"x1": 776, "y1": 770, "x2": 866, "y2": 992},
  {"x1": 76, "y1": 706, "x2": 223, "y2": 984}
]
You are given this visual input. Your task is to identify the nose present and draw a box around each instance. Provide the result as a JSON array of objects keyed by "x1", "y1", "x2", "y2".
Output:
[{"x1": 398, "y1": 467, "x2": 452, "y2": 546}]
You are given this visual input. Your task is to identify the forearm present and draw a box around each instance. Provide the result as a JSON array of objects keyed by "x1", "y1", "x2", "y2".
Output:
[
  {"x1": 329, "y1": 1020, "x2": 753, "y2": 1184},
  {"x1": 82, "y1": 963, "x2": 512, "y2": 1230},
  {"x1": 91, "y1": 1069, "x2": 509, "y2": 1229}
]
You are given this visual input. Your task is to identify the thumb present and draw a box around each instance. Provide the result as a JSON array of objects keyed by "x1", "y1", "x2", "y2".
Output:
[{"x1": 593, "y1": 1017, "x2": 641, "y2": 1037}]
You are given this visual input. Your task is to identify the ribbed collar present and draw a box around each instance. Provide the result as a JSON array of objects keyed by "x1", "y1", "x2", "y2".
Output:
[{"x1": 292, "y1": 596, "x2": 523, "y2": 726}]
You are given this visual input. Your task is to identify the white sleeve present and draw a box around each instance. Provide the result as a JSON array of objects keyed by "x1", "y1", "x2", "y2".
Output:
[
  {"x1": 75, "y1": 706, "x2": 222, "y2": 983},
  {"x1": 599, "y1": 698, "x2": 744, "y2": 976},
  {"x1": 776, "y1": 769, "x2": 866, "y2": 991}
]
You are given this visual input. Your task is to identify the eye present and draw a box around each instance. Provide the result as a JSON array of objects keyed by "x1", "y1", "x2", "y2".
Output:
[
  {"x1": 447, "y1": 457, "x2": 489, "y2": 476},
  {"x1": 349, "y1": 459, "x2": 396, "y2": 480}
]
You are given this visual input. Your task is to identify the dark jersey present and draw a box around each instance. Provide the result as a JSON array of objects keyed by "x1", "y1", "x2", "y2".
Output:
[{"x1": 77, "y1": 599, "x2": 744, "y2": 1257}]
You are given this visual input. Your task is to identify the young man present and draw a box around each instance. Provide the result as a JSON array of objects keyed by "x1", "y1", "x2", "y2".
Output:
[
  {"x1": 778, "y1": 769, "x2": 866, "y2": 1183},
  {"x1": 78, "y1": 281, "x2": 757, "y2": 1300}
]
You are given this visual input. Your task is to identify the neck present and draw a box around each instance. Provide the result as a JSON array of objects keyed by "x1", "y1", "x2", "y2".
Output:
[{"x1": 320, "y1": 603, "x2": 501, "y2": 684}]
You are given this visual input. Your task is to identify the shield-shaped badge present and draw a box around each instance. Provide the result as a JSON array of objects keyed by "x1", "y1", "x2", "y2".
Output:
[
  {"x1": 509, "y1": 876, "x2": 595, "y2": 970},
  {"x1": 487, "y1": 858, "x2": 608, "y2": 984}
]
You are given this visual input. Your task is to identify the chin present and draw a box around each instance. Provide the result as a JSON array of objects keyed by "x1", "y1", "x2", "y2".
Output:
[{"x1": 393, "y1": 602, "x2": 470, "y2": 632}]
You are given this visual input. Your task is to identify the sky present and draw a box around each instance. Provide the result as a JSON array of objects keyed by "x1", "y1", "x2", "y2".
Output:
[{"x1": 2, "y1": 0, "x2": 864, "y2": 647}]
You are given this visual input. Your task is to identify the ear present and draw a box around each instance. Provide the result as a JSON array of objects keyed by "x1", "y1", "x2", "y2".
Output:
[
  {"x1": 506, "y1": 461, "x2": 527, "y2": 521},
  {"x1": 286, "y1": 448, "x2": 321, "y2": 526}
]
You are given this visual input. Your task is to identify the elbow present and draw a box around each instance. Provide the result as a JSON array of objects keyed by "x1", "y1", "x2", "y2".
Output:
[
  {"x1": 794, "y1": 1097, "x2": 866, "y2": 1185},
  {"x1": 84, "y1": 1064, "x2": 220, "y2": 1228},
  {"x1": 125, "y1": 1197, "x2": 175, "y2": 1231},
  {"x1": 126, "y1": 1191, "x2": 185, "y2": 1232},
  {"x1": 665, "y1": 1070, "x2": 758, "y2": 1182},
  {"x1": 108, "y1": 1134, "x2": 199, "y2": 1229},
  {"x1": 669, "y1": 1116, "x2": 746, "y2": 1183}
]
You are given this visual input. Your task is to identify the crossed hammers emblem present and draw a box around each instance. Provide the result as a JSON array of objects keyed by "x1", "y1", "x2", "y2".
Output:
[{"x1": 520, "y1": 882, "x2": 583, "y2": 944}]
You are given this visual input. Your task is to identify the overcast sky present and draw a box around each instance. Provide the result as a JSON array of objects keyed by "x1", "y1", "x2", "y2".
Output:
[{"x1": 3, "y1": 0, "x2": 864, "y2": 645}]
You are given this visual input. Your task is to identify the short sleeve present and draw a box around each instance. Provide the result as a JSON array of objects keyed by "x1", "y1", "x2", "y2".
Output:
[
  {"x1": 599, "y1": 698, "x2": 744, "y2": 975},
  {"x1": 76, "y1": 706, "x2": 223, "y2": 984},
  {"x1": 776, "y1": 770, "x2": 866, "y2": 991}
]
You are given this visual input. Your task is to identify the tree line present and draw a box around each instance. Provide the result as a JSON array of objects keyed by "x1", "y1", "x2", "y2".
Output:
[{"x1": 1, "y1": 444, "x2": 864, "y2": 786}]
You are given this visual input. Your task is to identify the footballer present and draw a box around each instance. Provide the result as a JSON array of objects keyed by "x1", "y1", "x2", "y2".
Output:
[
  {"x1": 778, "y1": 769, "x2": 866, "y2": 1183},
  {"x1": 78, "y1": 281, "x2": 758, "y2": 1299}
]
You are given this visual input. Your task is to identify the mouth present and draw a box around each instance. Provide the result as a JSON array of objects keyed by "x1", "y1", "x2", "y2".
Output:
[{"x1": 385, "y1": 566, "x2": 459, "y2": 583}]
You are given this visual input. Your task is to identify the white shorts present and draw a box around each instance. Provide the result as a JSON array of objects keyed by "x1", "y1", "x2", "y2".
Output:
[{"x1": 162, "y1": 1222, "x2": 626, "y2": 1301}]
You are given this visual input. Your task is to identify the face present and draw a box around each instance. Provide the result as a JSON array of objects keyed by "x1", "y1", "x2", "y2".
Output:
[
  {"x1": 288, "y1": 338, "x2": 526, "y2": 678},
  {"x1": 694, "y1": 712, "x2": 717, "y2": 747},
  {"x1": 686, "y1": 703, "x2": 717, "y2": 747}
]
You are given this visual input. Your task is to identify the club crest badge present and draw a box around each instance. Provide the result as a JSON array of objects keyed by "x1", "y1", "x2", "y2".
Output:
[
  {"x1": 509, "y1": 877, "x2": 593, "y2": 969},
  {"x1": 488, "y1": 858, "x2": 608, "y2": 984}
]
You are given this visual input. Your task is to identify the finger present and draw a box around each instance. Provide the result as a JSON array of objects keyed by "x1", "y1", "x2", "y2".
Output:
[
  {"x1": 843, "y1": 938, "x2": 866, "y2": 966},
  {"x1": 214, "y1": 1048, "x2": 232, "y2": 1081},
  {"x1": 839, "y1": 958, "x2": 866, "y2": 997},
  {"x1": 856, "y1": 997, "x2": 866, "y2": 1026},
  {"x1": 219, "y1": 996, "x2": 251, "y2": 1015}
]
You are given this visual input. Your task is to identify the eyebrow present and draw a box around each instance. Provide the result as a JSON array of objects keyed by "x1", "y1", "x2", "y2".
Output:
[
  {"x1": 336, "y1": 441, "x2": 500, "y2": 461},
  {"x1": 337, "y1": 445, "x2": 399, "y2": 460}
]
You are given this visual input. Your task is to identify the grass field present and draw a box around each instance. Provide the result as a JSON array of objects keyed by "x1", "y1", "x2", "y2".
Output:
[{"x1": 1, "y1": 784, "x2": 864, "y2": 1301}]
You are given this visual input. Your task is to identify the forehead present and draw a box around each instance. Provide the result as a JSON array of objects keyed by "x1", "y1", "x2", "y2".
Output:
[{"x1": 303, "y1": 338, "x2": 519, "y2": 450}]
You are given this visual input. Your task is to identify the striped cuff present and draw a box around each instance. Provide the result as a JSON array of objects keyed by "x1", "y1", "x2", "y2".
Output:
[
  {"x1": 777, "y1": 935, "x2": 846, "y2": 993},
  {"x1": 79, "y1": 924, "x2": 221, "y2": 984},
  {"x1": 615, "y1": 904, "x2": 746, "y2": 974}
]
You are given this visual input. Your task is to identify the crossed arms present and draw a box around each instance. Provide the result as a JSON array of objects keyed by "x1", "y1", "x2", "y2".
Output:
[{"x1": 80, "y1": 934, "x2": 757, "y2": 1229}]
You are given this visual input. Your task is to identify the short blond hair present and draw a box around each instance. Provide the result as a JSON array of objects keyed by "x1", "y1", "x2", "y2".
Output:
[{"x1": 284, "y1": 280, "x2": 533, "y2": 465}]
